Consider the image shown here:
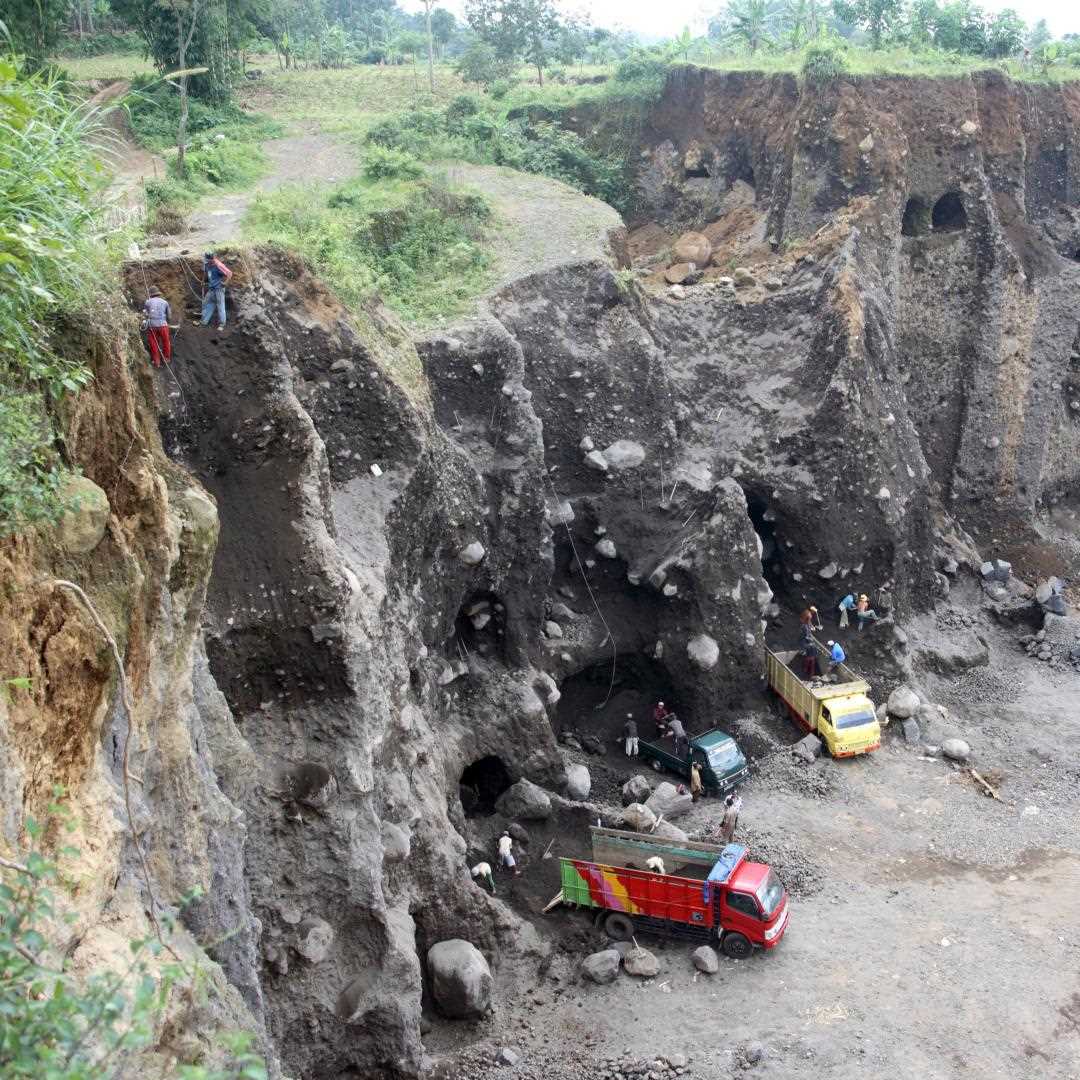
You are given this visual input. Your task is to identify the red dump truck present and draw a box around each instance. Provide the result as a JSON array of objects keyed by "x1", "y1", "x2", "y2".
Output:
[{"x1": 556, "y1": 827, "x2": 789, "y2": 959}]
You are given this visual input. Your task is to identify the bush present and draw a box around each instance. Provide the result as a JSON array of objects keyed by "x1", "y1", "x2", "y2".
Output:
[
  {"x1": 0, "y1": 59, "x2": 98, "y2": 535},
  {"x1": 802, "y1": 42, "x2": 849, "y2": 82},
  {"x1": 488, "y1": 78, "x2": 513, "y2": 100},
  {"x1": 362, "y1": 146, "x2": 424, "y2": 181},
  {"x1": 179, "y1": 140, "x2": 265, "y2": 188},
  {"x1": 245, "y1": 176, "x2": 492, "y2": 325},
  {"x1": 0, "y1": 797, "x2": 268, "y2": 1080},
  {"x1": 454, "y1": 41, "x2": 515, "y2": 88},
  {"x1": 614, "y1": 49, "x2": 670, "y2": 89}
]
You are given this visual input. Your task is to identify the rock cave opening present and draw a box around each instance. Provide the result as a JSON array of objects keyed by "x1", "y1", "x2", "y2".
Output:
[
  {"x1": 742, "y1": 487, "x2": 787, "y2": 598},
  {"x1": 932, "y1": 191, "x2": 968, "y2": 232},
  {"x1": 555, "y1": 654, "x2": 677, "y2": 752},
  {"x1": 901, "y1": 196, "x2": 931, "y2": 237},
  {"x1": 459, "y1": 755, "x2": 512, "y2": 816},
  {"x1": 453, "y1": 591, "x2": 506, "y2": 662}
]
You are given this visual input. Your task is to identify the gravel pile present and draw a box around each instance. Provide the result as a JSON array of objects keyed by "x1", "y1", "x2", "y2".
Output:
[
  {"x1": 751, "y1": 749, "x2": 835, "y2": 800},
  {"x1": 934, "y1": 663, "x2": 1023, "y2": 710},
  {"x1": 433, "y1": 1046, "x2": 696, "y2": 1080}
]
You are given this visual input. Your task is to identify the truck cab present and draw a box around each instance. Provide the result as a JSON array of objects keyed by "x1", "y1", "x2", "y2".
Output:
[
  {"x1": 818, "y1": 697, "x2": 880, "y2": 757},
  {"x1": 639, "y1": 728, "x2": 748, "y2": 795},
  {"x1": 710, "y1": 847, "x2": 789, "y2": 956}
]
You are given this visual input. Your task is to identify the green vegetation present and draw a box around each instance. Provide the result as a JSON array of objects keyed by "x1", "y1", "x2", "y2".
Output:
[
  {"x1": 0, "y1": 795, "x2": 266, "y2": 1079},
  {"x1": 0, "y1": 58, "x2": 102, "y2": 536},
  {"x1": 126, "y1": 77, "x2": 277, "y2": 231},
  {"x1": 244, "y1": 169, "x2": 492, "y2": 325},
  {"x1": 802, "y1": 39, "x2": 849, "y2": 79}
]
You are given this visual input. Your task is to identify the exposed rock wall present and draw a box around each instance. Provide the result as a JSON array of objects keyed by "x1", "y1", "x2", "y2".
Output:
[{"x1": 628, "y1": 67, "x2": 1080, "y2": 538}]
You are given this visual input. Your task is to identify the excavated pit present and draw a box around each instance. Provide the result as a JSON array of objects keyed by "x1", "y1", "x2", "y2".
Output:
[{"x1": 87, "y1": 63, "x2": 1080, "y2": 1079}]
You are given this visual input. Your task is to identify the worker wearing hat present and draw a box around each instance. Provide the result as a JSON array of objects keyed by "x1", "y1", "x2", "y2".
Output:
[
  {"x1": 800, "y1": 605, "x2": 823, "y2": 631},
  {"x1": 142, "y1": 285, "x2": 173, "y2": 367}
]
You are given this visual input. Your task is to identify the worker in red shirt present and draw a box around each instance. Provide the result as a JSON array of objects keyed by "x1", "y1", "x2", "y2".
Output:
[{"x1": 653, "y1": 700, "x2": 672, "y2": 737}]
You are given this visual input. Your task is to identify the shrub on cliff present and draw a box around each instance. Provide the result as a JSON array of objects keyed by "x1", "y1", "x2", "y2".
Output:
[
  {"x1": 0, "y1": 796, "x2": 267, "y2": 1079},
  {"x1": 802, "y1": 42, "x2": 849, "y2": 82},
  {"x1": 0, "y1": 58, "x2": 95, "y2": 536}
]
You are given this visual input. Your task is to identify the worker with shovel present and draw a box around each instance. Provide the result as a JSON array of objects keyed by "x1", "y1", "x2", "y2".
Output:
[{"x1": 200, "y1": 251, "x2": 233, "y2": 329}]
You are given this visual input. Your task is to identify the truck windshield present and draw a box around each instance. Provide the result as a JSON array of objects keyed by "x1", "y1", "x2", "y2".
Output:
[
  {"x1": 707, "y1": 744, "x2": 741, "y2": 767},
  {"x1": 756, "y1": 870, "x2": 785, "y2": 917},
  {"x1": 835, "y1": 709, "x2": 876, "y2": 730}
]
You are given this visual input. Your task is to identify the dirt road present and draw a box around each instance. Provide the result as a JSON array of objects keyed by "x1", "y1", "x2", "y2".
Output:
[{"x1": 157, "y1": 128, "x2": 357, "y2": 253}]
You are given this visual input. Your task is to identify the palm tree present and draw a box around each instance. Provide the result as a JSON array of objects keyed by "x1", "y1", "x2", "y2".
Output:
[{"x1": 727, "y1": 0, "x2": 779, "y2": 54}]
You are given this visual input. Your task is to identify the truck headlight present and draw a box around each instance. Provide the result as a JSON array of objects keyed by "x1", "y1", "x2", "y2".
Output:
[{"x1": 764, "y1": 907, "x2": 787, "y2": 940}]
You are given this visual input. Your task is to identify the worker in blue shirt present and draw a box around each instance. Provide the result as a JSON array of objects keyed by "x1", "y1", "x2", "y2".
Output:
[
  {"x1": 826, "y1": 639, "x2": 845, "y2": 674},
  {"x1": 838, "y1": 593, "x2": 856, "y2": 628}
]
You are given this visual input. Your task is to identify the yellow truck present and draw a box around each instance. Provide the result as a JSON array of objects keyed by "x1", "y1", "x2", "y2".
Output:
[{"x1": 765, "y1": 641, "x2": 880, "y2": 757}]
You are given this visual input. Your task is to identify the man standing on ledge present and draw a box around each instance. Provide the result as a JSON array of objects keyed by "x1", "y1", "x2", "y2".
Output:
[{"x1": 201, "y1": 250, "x2": 233, "y2": 329}]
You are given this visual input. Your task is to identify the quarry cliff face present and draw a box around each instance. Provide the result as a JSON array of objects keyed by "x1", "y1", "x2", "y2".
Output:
[{"x1": 2, "y1": 67, "x2": 1079, "y2": 1080}]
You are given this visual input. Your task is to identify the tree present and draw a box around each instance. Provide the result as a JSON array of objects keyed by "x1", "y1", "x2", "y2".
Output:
[
  {"x1": 1026, "y1": 17, "x2": 1051, "y2": 51},
  {"x1": 464, "y1": 0, "x2": 563, "y2": 84},
  {"x1": 3, "y1": 0, "x2": 70, "y2": 70},
  {"x1": 830, "y1": 0, "x2": 903, "y2": 48},
  {"x1": 984, "y1": 8, "x2": 1025, "y2": 57},
  {"x1": 782, "y1": 0, "x2": 822, "y2": 48},
  {"x1": 726, "y1": 0, "x2": 779, "y2": 54},
  {"x1": 420, "y1": 0, "x2": 436, "y2": 89},
  {"x1": 454, "y1": 38, "x2": 514, "y2": 86},
  {"x1": 931, "y1": 1, "x2": 987, "y2": 54},
  {"x1": 903, "y1": 0, "x2": 938, "y2": 46},
  {"x1": 429, "y1": 8, "x2": 457, "y2": 58},
  {"x1": 164, "y1": 0, "x2": 203, "y2": 176}
]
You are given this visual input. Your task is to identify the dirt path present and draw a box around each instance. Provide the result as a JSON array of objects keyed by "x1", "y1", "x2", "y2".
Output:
[
  {"x1": 436, "y1": 162, "x2": 623, "y2": 294},
  {"x1": 155, "y1": 128, "x2": 357, "y2": 253}
]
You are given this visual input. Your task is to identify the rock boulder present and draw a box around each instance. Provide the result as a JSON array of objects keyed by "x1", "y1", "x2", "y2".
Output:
[
  {"x1": 692, "y1": 945, "x2": 719, "y2": 973},
  {"x1": 582, "y1": 949, "x2": 621, "y2": 984},
  {"x1": 565, "y1": 763, "x2": 591, "y2": 801},
  {"x1": 427, "y1": 940, "x2": 492, "y2": 1019},
  {"x1": 887, "y1": 686, "x2": 921, "y2": 719},
  {"x1": 645, "y1": 781, "x2": 693, "y2": 820},
  {"x1": 672, "y1": 231, "x2": 712, "y2": 265},
  {"x1": 495, "y1": 778, "x2": 552, "y2": 820},
  {"x1": 622, "y1": 775, "x2": 652, "y2": 805}
]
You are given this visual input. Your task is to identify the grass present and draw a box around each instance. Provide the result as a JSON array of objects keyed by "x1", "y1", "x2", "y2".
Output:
[
  {"x1": 242, "y1": 169, "x2": 493, "y2": 328},
  {"x1": 695, "y1": 44, "x2": 1080, "y2": 82},
  {"x1": 52, "y1": 52, "x2": 156, "y2": 81}
]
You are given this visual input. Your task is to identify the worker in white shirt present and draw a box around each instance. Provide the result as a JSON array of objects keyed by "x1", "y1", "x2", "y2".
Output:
[
  {"x1": 497, "y1": 831, "x2": 521, "y2": 876},
  {"x1": 646, "y1": 855, "x2": 666, "y2": 874},
  {"x1": 471, "y1": 861, "x2": 495, "y2": 894}
]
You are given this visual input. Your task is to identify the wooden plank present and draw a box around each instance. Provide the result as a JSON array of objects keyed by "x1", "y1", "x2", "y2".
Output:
[{"x1": 542, "y1": 890, "x2": 564, "y2": 913}]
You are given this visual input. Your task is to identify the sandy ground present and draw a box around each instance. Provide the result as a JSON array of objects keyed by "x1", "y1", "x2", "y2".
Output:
[{"x1": 430, "y1": 612, "x2": 1080, "y2": 1080}]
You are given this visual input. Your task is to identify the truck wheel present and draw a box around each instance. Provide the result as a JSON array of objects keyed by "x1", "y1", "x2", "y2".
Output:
[
  {"x1": 721, "y1": 932, "x2": 752, "y2": 960},
  {"x1": 604, "y1": 912, "x2": 635, "y2": 942}
]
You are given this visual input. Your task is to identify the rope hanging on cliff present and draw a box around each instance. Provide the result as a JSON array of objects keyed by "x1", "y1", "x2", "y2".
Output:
[
  {"x1": 48, "y1": 580, "x2": 183, "y2": 966},
  {"x1": 544, "y1": 474, "x2": 618, "y2": 710}
]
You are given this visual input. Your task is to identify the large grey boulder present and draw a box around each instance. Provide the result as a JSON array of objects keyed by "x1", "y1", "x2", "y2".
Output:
[
  {"x1": 582, "y1": 949, "x2": 621, "y2": 984},
  {"x1": 792, "y1": 733, "x2": 822, "y2": 763},
  {"x1": 602, "y1": 440, "x2": 646, "y2": 471},
  {"x1": 496, "y1": 778, "x2": 552, "y2": 820},
  {"x1": 295, "y1": 917, "x2": 335, "y2": 964},
  {"x1": 887, "y1": 686, "x2": 921, "y2": 719},
  {"x1": 427, "y1": 940, "x2": 492, "y2": 1019},
  {"x1": 623, "y1": 946, "x2": 660, "y2": 978},
  {"x1": 54, "y1": 475, "x2": 110, "y2": 555},
  {"x1": 621, "y1": 802, "x2": 657, "y2": 832},
  {"x1": 687, "y1": 634, "x2": 720, "y2": 671},
  {"x1": 942, "y1": 738, "x2": 971, "y2": 762},
  {"x1": 651, "y1": 820, "x2": 689, "y2": 845},
  {"x1": 645, "y1": 781, "x2": 693, "y2": 820},
  {"x1": 622, "y1": 775, "x2": 652, "y2": 805},
  {"x1": 457, "y1": 541, "x2": 486, "y2": 566},
  {"x1": 693, "y1": 945, "x2": 719, "y2": 973},
  {"x1": 565, "y1": 763, "x2": 591, "y2": 801}
]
